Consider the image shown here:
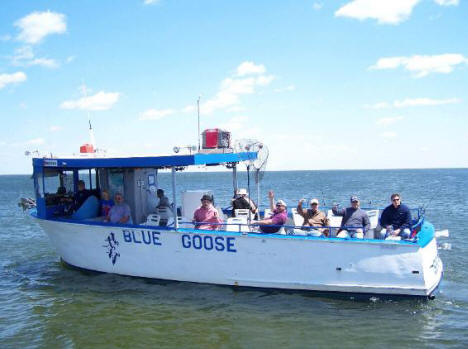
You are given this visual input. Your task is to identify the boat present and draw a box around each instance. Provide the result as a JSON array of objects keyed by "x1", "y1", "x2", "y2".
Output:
[{"x1": 26, "y1": 133, "x2": 444, "y2": 299}]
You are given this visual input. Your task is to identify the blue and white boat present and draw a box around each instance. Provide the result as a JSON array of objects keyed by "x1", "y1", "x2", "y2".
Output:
[{"x1": 28, "y1": 143, "x2": 444, "y2": 299}]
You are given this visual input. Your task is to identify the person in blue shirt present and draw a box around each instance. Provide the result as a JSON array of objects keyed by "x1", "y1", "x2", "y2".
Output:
[
  {"x1": 99, "y1": 189, "x2": 114, "y2": 217},
  {"x1": 378, "y1": 193, "x2": 412, "y2": 240}
]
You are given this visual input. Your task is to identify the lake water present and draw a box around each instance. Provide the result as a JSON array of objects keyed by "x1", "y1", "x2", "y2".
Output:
[{"x1": 1, "y1": 170, "x2": 467, "y2": 348}]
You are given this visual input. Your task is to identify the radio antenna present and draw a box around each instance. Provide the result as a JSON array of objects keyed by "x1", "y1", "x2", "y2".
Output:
[
  {"x1": 197, "y1": 96, "x2": 201, "y2": 151},
  {"x1": 82, "y1": 81, "x2": 96, "y2": 150}
]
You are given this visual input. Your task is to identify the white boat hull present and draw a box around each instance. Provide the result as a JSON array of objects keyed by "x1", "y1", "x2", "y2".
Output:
[{"x1": 37, "y1": 218, "x2": 443, "y2": 297}]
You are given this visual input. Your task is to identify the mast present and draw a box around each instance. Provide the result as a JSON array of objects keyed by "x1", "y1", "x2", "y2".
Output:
[{"x1": 197, "y1": 96, "x2": 201, "y2": 151}]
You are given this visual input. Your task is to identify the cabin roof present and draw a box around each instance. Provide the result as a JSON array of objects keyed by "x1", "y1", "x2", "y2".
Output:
[{"x1": 32, "y1": 151, "x2": 257, "y2": 169}]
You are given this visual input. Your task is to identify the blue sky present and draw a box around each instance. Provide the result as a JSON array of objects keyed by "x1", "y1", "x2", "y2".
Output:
[{"x1": 0, "y1": 0, "x2": 467, "y2": 174}]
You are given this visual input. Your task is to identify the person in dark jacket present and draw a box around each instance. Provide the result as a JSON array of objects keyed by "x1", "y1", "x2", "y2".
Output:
[
  {"x1": 232, "y1": 188, "x2": 258, "y2": 219},
  {"x1": 378, "y1": 193, "x2": 412, "y2": 240},
  {"x1": 72, "y1": 180, "x2": 91, "y2": 212},
  {"x1": 332, "y1": 196, "x2": 370, "y2": 239}
]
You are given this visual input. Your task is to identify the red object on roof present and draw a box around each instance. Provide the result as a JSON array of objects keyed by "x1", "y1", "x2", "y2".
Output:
[
  {"x1": 80, "y1": 144, "x2": 94, "y2": 153},
  {"x1": 202, "y1": 129, "x2": 231, "y2": 149}
]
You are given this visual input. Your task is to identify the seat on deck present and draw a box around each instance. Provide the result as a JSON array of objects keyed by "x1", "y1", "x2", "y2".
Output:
[
  {"x1": 263, "y1": 208, "x2": 272, "y2": 219},
  {"x1": 226, "y1": 217, "x2": 249, "y2": 232},
  {"x1": 365, "y1": 209, "x2": 380, "y2": 239},
  {"x1": 234, "y1": 209, "x2": 250, "y2": 217},
  {"x1": 71, "y1": 195, "x2": 99, "y2": 220},
  {"x1": 327, "y1": 210, "x2": 342, "y2": 237},
  {"x1": 291, "y1": 208, "x2": 306, "y2": 235}
]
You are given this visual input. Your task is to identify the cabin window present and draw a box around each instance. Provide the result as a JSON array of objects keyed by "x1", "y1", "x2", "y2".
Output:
[
  {"x1": 109, "y1": 169, "x2": 124, "y2": 197},
  {"x1": 61, "y1": 171, "x2": 74, "y2": 193},
  {"x1": 77, "y1": 168, "x2": 98, "y2": 190},
  {"x1": 43, "y1": 169, "x2": 62, "y2": 194}
]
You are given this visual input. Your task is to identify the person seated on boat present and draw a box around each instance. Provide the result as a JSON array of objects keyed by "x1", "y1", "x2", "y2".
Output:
[
  {"x1": 156, "y1": 189, "x2": 171, "y2": 211},
  {"x1": 332, "y1": 196, "x2": 370, "y2": 239},
  {"x1": 71, "y1": 180, "x2": 91, "y2": 212},
  {"x1": 99, "y1": 189, "x2": 114, "y2": 217},
  {"x1": 297, "y1": 198, "x2": 329, "y2": 236},
  {"x1": 232, "y1": 188, "x2": 258, "y2": 219},
  {"x1": 193, "y1": 194, "x2": 223, "y2": 230},
  {"x1": 376, "y1": 193, "x2": 412, "y2": 240},
  {"x1": 255, "y1": 190, "x2": 288, "y2": 234},
  {"x1": 105, "y1": 192, "x2": 131, "y2": 224}
]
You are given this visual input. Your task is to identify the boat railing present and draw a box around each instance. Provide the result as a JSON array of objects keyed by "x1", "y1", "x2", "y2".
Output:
[{"x1": 176, "y1": 220, "x2": 382, "y2": 237}]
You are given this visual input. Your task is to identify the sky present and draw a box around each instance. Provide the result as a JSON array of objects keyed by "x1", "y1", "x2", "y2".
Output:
[{"x1": 0, "y1": 0, "x2": 467, "y2": 174}]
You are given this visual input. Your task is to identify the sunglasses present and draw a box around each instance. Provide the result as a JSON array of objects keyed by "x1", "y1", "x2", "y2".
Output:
[
  {"x1": 392, "y1": 198, "x2": 400, "y2": 202},
  {"x1": 311, "y1": 203, "x2": 318, "y2": 206}
]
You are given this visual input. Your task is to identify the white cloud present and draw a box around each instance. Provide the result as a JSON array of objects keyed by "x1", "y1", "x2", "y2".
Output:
[
  {"x1": 366, "y1": 97, "x2": 460, "y2": 109},
  {"x1": 394, "y1": 97, "x2": 460, "y2": 107},
  {"x1": 381, "y1": 131, "x2": 397, "y2": 139},
  {"x1": 15, "y1": 11, "x2": 66, "y2": 44},
  {"x1": 201, "y1": 74, "x2": 274, "y2": 114},
  {"x1": 49, "y1": 125, "x2": 62, "y2": 132},
  {"x1": 335, "y1": 0, "x2": 421, "y2": 25},
  {"x1": 365, "y1": 102, "x2": 390, "y2": 109},
  {"x1": 181, "y1": 105, "x2": 196, "y2": 113},
  {"x1": 313, "y1": 3, "x2": 323, "y2": 10},
  {"x1": 236, "y1": 61, "x2": 266, "y2": 76},
  {"x1": 376, "y1": 116, "x2": 404, "y2": 126},
  {"x1": 274, "y1": 85, "x2": 296, "y2": 93},
  {"x1": 143, "y1": 0, "x2": 160, "y2": 5},
  {"x1": 60, "y1": 91, "x2": 120, "y2": 111},
  {"x1": 434, "y1": 0, "x2": 459, "y2": 6},
  {"x1": 66, "y1": 56, "x2": 75, "y2": 63},
  {"x1": 11, "y1": 46, "x2": 59, "y2": 68},
  {"x1": 26, "y1": 138, "x2": 45, "y2": 145},
  {"x1": 219, "y1": 115, "x2": 249, "y2": 132},
  {"x1": 143, "y1": 62, "x2": 274, "y2": 119},
  {"x1": 0, "y1": 71, "x2": 27, "y2": 89},
  {"x1": 370, "y1": 54, "x2": 468, "y2": 77},
  {"x1": 139, "y1": 108, "x2": 175, "y2": 120}
]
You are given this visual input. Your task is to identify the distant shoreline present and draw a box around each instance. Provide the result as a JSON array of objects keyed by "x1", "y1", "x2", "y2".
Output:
[{"x1": 1, "y1": 167, "x2": 467, "y2": 176}]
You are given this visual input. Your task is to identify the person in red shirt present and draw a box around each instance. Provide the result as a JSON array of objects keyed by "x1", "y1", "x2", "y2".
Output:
[{"x1": 193, "y1": 194, "x2": 223, "y2": 230}]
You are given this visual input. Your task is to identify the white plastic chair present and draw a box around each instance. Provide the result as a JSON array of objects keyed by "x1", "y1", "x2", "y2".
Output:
[
  {"x1": 234, "y1": 209, "x2": 250, "y2": 217},
  {"x1": 142, "y1": 213, "x2": 160, "y2": 226},
  {"x1": 327, "y1": 210, "x2": 343, "y2": 237},
  {"x1": 291, "y1": 208, "x2": 305, "y2": 234},
  {"x1": 226, "y1": 217, "x2": 249, "y2": 232}
]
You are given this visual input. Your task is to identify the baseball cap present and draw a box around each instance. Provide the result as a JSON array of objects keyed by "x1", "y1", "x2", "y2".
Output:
[
  {"x1": 310, "y1": 198, "x2": 319, "y2": 205},
  {"x1": 350, "y1": 196, "x2": 359, "y2": 202},
  {"x1": 237, "y1": 188, "x2": 248, "y2": 195},
  {"x1": 276, "y1": 199, "x2": 287, "y2": 207}
]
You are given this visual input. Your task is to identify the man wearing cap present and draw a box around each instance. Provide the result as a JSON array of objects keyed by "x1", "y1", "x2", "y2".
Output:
[
  {"x1": 232, "y1": 188, "x2": 258, "y2": 219},
  {"x1": 377, "y1": 193, "x2": 412, "y2": 240},
  {"x1": 297, "y1": 198, "x2": 329, "y2": 236},
  {"x1": 332, "y1": 196, "x2": 370, "y2": 239},
  {"x1": 255, "y1": 190, "x2": 288, "y2": 234},
  {"x1": 193, "y1": 194, "x2": 223, "y2": 230}
]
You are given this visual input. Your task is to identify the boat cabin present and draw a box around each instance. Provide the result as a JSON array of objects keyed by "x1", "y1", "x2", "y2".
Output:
[{"x1": 32, "y1": 152, "x2": 257, "y2": 226}]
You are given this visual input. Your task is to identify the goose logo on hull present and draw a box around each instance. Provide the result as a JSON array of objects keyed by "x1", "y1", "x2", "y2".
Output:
[{"x1": 103, "y1": 232, "x2": 120, "y2": 265}]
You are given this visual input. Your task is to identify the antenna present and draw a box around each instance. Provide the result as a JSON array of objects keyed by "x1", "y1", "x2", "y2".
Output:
[
  {"x1": 81, "y1": 81, "x2": 96, "y2": 150},
  {"x1": 197, "y1": 96, "x2": 201, "y2": 151}
]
